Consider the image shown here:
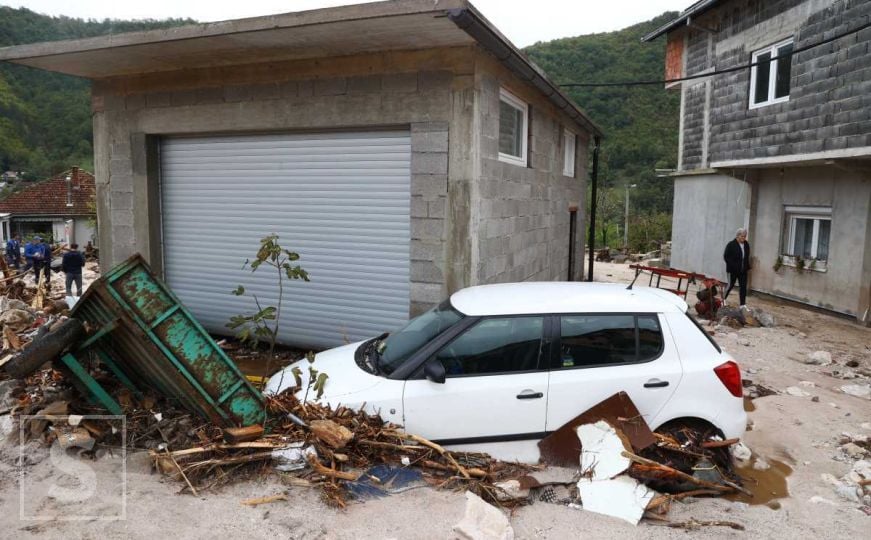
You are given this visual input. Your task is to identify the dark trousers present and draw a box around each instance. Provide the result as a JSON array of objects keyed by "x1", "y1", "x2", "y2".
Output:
[
  {"x1": 33, "y1": 260, "x2": 50, "y2": 284},
  {"x1": 65, "y1": 273, "x2": 83, "y2": 296},
  {"x1": 725, "y1": 271, "x2": 748, "y2": 305}
]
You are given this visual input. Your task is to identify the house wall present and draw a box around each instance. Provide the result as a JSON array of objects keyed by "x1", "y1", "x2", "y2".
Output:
[
  {"x1": 670, "y1": 173, "x2": 750, "y2": 280},
  {"x1": 472, "y1": 52, "x2": 589, "y2": 285},
  {"x1": 91, "y1": 47, "x2": 478, "y2": 315},
  {"x1": 751, "y1": 165, "x2": 871, "y2": 317},
  {"x1": 677, "y1": 0, "x2": 871, "y2": 169}
]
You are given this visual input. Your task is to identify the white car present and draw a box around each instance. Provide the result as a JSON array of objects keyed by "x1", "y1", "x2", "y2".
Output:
[{"x1": 265, "y1": 282, "x2": 746, "y2": 462}]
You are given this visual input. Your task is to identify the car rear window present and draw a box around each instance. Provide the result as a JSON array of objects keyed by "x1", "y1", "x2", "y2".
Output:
[{"x1": 558, "y1": 314, "x2": 664, "y2": 368}]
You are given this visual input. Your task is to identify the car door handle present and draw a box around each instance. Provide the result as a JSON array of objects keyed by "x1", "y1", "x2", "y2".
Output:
[
  {"x1": 516, "y1": 391, "x2": 544, "y2": 400},
  {"x1": 644, "y1": 379, "x2": 669, "y2": 388}
]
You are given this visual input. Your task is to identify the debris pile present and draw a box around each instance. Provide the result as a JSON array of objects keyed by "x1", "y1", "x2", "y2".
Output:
[
  {"x1": 715, "y1": 305, "x2": 776, "y2": 329},
  {"x1": 824, "y1": 433, "x2": 871, "y2": 509}
]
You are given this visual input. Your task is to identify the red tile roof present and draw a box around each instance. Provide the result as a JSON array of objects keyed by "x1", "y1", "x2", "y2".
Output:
[{"x1": 0, "y1": 168, "x2": 95, "y2": 216}]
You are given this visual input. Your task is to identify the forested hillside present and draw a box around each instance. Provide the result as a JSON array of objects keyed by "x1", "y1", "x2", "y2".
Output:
[
  {"x1": 0, "y1": 6, "x2": 679, "y2": 249},
  {"x1": 0, "y1": 6, "x2": 192, "y2": 179},
  {"x1": 526, "y1": 12, "x2": 680, "y2": 250}
]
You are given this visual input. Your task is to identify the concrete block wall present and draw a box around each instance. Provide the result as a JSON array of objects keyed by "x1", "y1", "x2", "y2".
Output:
[
  {"x1": 90, "y1": 47, "x2": 476, "y2": 314},
  {"x1": 472, "y1": 55, "x2": 589, "y2": 285},
  {"x1": 751, "y1": 165, "x2": 871, "y2": 317},
  {"x1": 677, "y1": 0, "x2": 871, "y2": 168}
]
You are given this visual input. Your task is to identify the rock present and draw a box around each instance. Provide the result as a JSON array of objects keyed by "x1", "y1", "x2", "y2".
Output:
[
  {"x1": 741, "y1": 307, "x2": 760, "y2": 328},
  {"x1": 809, "y1": 496, "x2": 837, "y2": 505},
  {"x1": 798, "y1": 332, "x2": 807, "y2": 338},
  {"x1": 786, "y1": 386, "x2": 810, "y2": 397},
  {"x1": 861, "y1": 423, "x2": 871, "y2": 430},
  {"x1": 731, "y1": 501, "x2": 750, "y2": 511},
  {"x1": 722, "y1": 317, "x2": 743, "y2": 329},
  {"x1": 799, "y1": 381, "x2": 816, "y2": 388},
  {"x1": 453, "y1": 491, "x2": 514, "y2": 540},
  {"x1": 492, "y1": 480, "x2": 530, "y2": 502},
  {"x1": 0, "y1": 414, "x2": 14, "y2": 437},
  {"x1": 753, "y1": 458, "x2": 770, "y2": 471},
  {"x1": 841, "y1": 384, "x2": 871, "y2": 399},
  {"x1": 846, "y1": 360, "x2": 860, "y2": 368},
  {"x1": 852, "y1": 460, "x2": 871, "y2": 479},
  {"x1": 309, "y1": 419, "x2": 354, "y2": 448},
  {"x1": 716, "y1": 306, "x2": 745, "y2": 324},
  {"x1": 0, "y1": 297, "x2": 32, "y2": 313},
  {"x1": 731, "y1": 442, "x2": 752, "y2": 463},
  {"x1": 842, "y1": 443, "x2": 867, "y2": 459},
  {"x1": 834, "y1": 484, "x2": 860, "y2": 503},
  {"x1": 0, "y1": 308, "x2": 35, "y2": 333},
  {"x1": 805, "y1": 351, "x2": 833, "y2": 365},
  {"x1": 831, "y1": 369, "x2": 858, "y2": 379},
  {"x1": 737, "y1": 338, "x2": 751, "y2": 347},
  {"x1": 812, "y1": 396, "x2": 820, "y2": 402},
  {"x1": 755, "y1": 310, "x2": 776, "y2": 328}
]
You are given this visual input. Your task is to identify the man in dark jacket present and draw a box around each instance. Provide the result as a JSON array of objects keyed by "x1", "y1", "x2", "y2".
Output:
[
  {"x1": 723, "y1": 228, "x2": 751, "y2": 307},
  {"x1": 62, "y1": 243, "x2": 86, "y2": 296},
  {"x1": 5, "y1": 234, "x2": 21, "y2": 269}
]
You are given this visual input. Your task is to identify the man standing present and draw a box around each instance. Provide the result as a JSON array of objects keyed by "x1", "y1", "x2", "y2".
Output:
[
  {"x1": 62, "y1": 243, "x2": 85, "y2": 296},
  {"x1": 5, "y1": 234, "x2": 21, "y2": 269},
  {"x1": 32, "y1": 236, "x2": 51, "y2": 285},
  {"x1": 723, "y1": 228, "x2": 751, "y2": 307},
  {"x1": 24, "y1": 236, "x2": 40, "y2": 281}
]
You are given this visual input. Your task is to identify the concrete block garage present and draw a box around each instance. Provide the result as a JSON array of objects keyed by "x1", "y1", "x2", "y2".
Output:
[{"x1": 0, "y1": 0, "x2": 602, "y2": 347}]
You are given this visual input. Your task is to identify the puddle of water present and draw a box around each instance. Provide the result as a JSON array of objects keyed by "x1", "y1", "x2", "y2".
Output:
[
  {"x1": 728, "y1": 456, "x2": 792, "y2": 507},
  {"x1": 743, "y1": 396, "x2": 756, "y2": 412}
]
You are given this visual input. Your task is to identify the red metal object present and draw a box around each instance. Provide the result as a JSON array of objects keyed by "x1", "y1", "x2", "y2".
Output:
[{"x1": 628, "y1": 264, "x2": 725, "y2": 320}]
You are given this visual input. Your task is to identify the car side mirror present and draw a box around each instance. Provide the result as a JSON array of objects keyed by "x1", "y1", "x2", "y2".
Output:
[{"x1": 423, "y1": 359, "x2": 446, "y2": 384}]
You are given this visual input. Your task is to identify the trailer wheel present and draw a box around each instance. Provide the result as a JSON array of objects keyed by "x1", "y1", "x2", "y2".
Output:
[{"x1": 2, "y1": 318, "x2": 85, "y2": 379}]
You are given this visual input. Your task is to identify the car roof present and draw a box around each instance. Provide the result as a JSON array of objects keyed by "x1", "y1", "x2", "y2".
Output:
[{"x1": 449, "y1": 282, "x2": 689, "y2": 316}]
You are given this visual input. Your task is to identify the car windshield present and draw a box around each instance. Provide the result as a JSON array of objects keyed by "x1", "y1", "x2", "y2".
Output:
[{"x1": 377, "y1": 301, "x2": 464, "y2": 374}]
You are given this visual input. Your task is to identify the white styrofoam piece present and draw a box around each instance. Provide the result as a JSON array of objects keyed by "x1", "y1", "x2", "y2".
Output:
[
  {"x1": 577, "y1": 476, "x2": 655, "y2": 526},
  {"x1": 577, "y1": 420, "x2": 631, "y2": 480}
]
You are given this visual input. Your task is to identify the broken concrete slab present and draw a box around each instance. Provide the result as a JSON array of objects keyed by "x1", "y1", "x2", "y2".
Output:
[
  {"x1": 578, "y1": 420, "x2": 632, "y2": 480},
  {"x1": 577, "y1": 476, "x2": 655, "y2": 526},
  {"x1": 452, "y1": 491, "x2": 514, "y2": 540}
]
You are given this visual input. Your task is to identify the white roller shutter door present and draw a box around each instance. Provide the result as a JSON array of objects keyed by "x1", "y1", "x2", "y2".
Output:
[{"x1": 160, "y1": 130, "x2": 411, "y2": 349}]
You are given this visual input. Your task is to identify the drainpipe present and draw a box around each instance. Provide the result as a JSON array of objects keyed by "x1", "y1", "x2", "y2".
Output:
[{"x1": 587, "y1": 136, "x2": 601, "y2": 282}]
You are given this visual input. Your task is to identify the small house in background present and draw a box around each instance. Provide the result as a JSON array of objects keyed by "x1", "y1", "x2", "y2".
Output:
[
  {"x1": 644, "y1": 0, "x2": 871, "y2": 324},
  {"x1": 0, "y1": 167, "x2": 97, "y2": 246}
]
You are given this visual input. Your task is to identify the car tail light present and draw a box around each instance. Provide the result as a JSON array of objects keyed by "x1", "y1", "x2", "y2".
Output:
[{"x1": 714, "y1": 361, "x2": 742, "y2": 397}]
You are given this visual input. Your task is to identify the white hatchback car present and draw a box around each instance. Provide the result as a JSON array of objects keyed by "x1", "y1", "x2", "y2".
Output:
[{"x1": 266, "y1": 282, "x2": 746, "y2": 461}]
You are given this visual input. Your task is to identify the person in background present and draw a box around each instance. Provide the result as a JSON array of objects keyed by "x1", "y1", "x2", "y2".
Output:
[
  {"x1": 32, "y1": 236, "x2": 52, "y2": 286},
  {"x1": 62, "y1": 243, "x2": 85, "y2": 296},
  {"x1": 723, "y1": 228, "x2": 751, "y2": 307},
  {"x1": 23, "y1": 236, "x2": 39, "y2": 281},
  {"x1": 5, "y1": 234, "x2": 21, "y2": 269}
]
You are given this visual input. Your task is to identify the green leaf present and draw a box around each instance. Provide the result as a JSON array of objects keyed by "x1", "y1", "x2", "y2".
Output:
[
  {"x1": 291, "y1": 366, "x2": 303, "y2": 388},
  {"x1": 313, "y1": 373, "x2": 329, "y2": 399},
  {"x1": 231, "y1": 285, "x2": 245, "y2": 296}
]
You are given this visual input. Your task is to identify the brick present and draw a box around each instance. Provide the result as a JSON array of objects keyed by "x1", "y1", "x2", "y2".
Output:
[
  {"x1": 411, "y1": 174, "x2": 447, "y2": 197},
  {"x1": 410, "y1": 196, "x2": 428, "y2": 218},
  {"x1": 411, "y1": 218, "x2": 444, "y2": 241},
  {"x1": 109, "y1": 159, "x2": 132, "y2": 176},
  {"x1": 428, "y1": 198, "x2": 446, "y2": 219},
  {"x1": 410, "y1": 282, "x2": 443, "y2": 304},
  {"x1": 411, "y1": 152, "x2": 448, "y2": 175},
  {"x1": 112, "y1": 225, "x2": 134, "y2": 247},
  {"x1": 110, "y1": 174, "x2": 133, "y2": 192}
]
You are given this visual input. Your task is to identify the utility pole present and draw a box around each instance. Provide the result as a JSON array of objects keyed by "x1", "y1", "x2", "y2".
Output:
[{"x1": 624, "y1": 183, "x2": 636, "y2": 248}]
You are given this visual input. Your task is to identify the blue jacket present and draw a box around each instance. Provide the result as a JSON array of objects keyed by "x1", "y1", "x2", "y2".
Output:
[
  {"x1": 5, "y1": 239, "x2": 19, "y2": 258},
  {"x1": 38, "y1": 243, "x2": 52, "y2": 262},
  {"x1": 23, "y1": 242, "x2": 37, "y2": 261}
]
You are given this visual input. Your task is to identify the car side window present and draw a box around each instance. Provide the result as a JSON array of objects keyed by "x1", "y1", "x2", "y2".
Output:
[
  {"x1": 559, "y1": 314, "x2": 663, "y2": 368},
  {"x1": 434, "y1": 316, "x2": 544, "y2": 377}
]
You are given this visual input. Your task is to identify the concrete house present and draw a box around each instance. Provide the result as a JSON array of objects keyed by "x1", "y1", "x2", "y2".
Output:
[
  {"x1": 0, "y1": 167, "x2": 97, "y2": 247},
  {"x1": 643, "y1": 0, "x2": 871, "y2": 323},
  {"x1": 0, "y1": 0, "x2": 601, "y2": 347}
]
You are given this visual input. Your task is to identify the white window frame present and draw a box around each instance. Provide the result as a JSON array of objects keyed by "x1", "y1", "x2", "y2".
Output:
[
  {"x1": 782, "y1": 205, "x2": 831, "y2": 270},
  {"x1": 562, "y1": 129, "x2": 576, "y2": 177},
  {"x1": 749, "y1": 38, "x2": 793, "y2": 109},
  {"x1": 498, "y1": 88, "x2": 528, "y2": 167}
]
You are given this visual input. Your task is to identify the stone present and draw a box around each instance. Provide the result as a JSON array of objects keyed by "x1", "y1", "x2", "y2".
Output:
[
  {"x1": 799, "y1": 381, "x2": 816, "y2": 388},
  {"x1": 731, "y1": 442, "x2": 752, "y2": 463},
  {"x1": 0, "y1": 308, "x2": 35, "y2": 333},
  {"x1": 752, "y1": 458, "x2": 770, "y2": 471},
  {"x1": 453, "y1": 491, "x2": 514, "y2": 540},
  {"x1": 737, "y1": 338, "x2": 751, "y2": 347},
  {"x1": 841, "y1": 384, "x2": 871, "y2": 399},
  {"x1": 492, "y1": 480, "x2": 529, "y2": 502},
  {"x1": 755, "y1": 310, "x2": 776, "y2": 328},
  {"x1": 834, "y1": 483, "x2": 860, "y2": 502},
  {"x1": 786, "y1": 386, "x2": 810, "y2": 397},
  {"x1": 805, "y1": 351, "x2": 833, "y2": 365},
  {"x1": 809, "y1": 496, "x2": 837, "y2": 505},
  {"x1": 842, "y1": 443, "x2": 868, "y2": 459}
]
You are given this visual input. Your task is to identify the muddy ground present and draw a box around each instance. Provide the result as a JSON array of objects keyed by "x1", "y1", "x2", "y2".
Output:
[{"x1": 0, "y1": 261, "x2": 868, "y2": 539}]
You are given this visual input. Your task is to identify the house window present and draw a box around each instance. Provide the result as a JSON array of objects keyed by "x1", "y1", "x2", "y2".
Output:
[
  {"x1": 563, "y1": 129, "x2": 576, "y2": 177},
  {"x1": 784, "y1": 206, "x2": 831, "y2": 261},
  {"x1": 749, "y1": 39, "x2": 793, "y2": 109},
  {"x1": 498, "y1": 88, "x2": 528, "y2": 166}
]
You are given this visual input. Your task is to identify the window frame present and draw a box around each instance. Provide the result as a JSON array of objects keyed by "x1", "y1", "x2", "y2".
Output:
[
  {"x1": 749, "y1": 38, "x2": 794, "y2": 109},
  {"x1": 562, "y1": 129, "x2": 576, "y2": 177},
  {"x1": 428, "y1": 314, "x2": 548, "y2": 379},
  {"x1": 782, "y1": 205, "x2": 831, "y2": 269},
  {"x1": 552, "y1": 313, "x2": 665, "y2": 371},
  {"x1": 498, "y1": 88, "x2": 529, "y2": 167}
]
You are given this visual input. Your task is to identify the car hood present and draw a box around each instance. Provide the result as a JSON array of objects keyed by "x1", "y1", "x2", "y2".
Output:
[{"x1": 264, "y1": 340, "x2": 382, "y2": 400}]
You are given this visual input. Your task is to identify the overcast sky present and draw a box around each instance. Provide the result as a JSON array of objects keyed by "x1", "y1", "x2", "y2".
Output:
[{"x1": 4, "y1": 0, "x2": 688, "y2": 47}]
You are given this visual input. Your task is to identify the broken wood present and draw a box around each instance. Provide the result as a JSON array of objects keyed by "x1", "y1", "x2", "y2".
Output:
[
  {"x1": 164, "y1": 447, "x2": 198, "y2": 496},
  {"x1": 419, "y1": 460, "x2": 488, "y2": 478},
  {"x1": 3, "y1": 325, "x2": 22, "y2": 351},
  {"x1": 222, "y1": 424, "x2": 265, "y2": 444},
  {"x1": 306, "y1": 454, "x2": 359, "y2": 481},
  {"x1": 622, "y1": 451, "x2": 734, "y2": 493},
  {"x1": 662, "y1": 518, "x2": 745, "y2": 531},
  {"x1": 309, "y1": 419, "x2": 353, "y2": 449},
  {"x1": 701, "y1": 438, "x2": 740, "y2": 449},
  {"x1": 241, "y1": 494, "x2": 287, "y2": 506},
  {"x1": 408, "y1": 434, "x2": 471, "y2": 479}
]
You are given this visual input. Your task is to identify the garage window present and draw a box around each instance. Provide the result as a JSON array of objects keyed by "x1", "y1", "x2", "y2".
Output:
[
  {"x1": 435, "y1": 316, "x2": 543, "y2": 376},
  {"x1": 558, "y1": 314, "x2": 663, "y2": 368},
  {"x1": 498, "y1": 88, "x2": 528, "y2": 166}
]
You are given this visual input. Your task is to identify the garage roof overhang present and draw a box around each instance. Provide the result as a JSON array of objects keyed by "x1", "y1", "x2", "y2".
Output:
[{"x1": 0, "y1": 0, "x2": 602, "y2": 137}]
